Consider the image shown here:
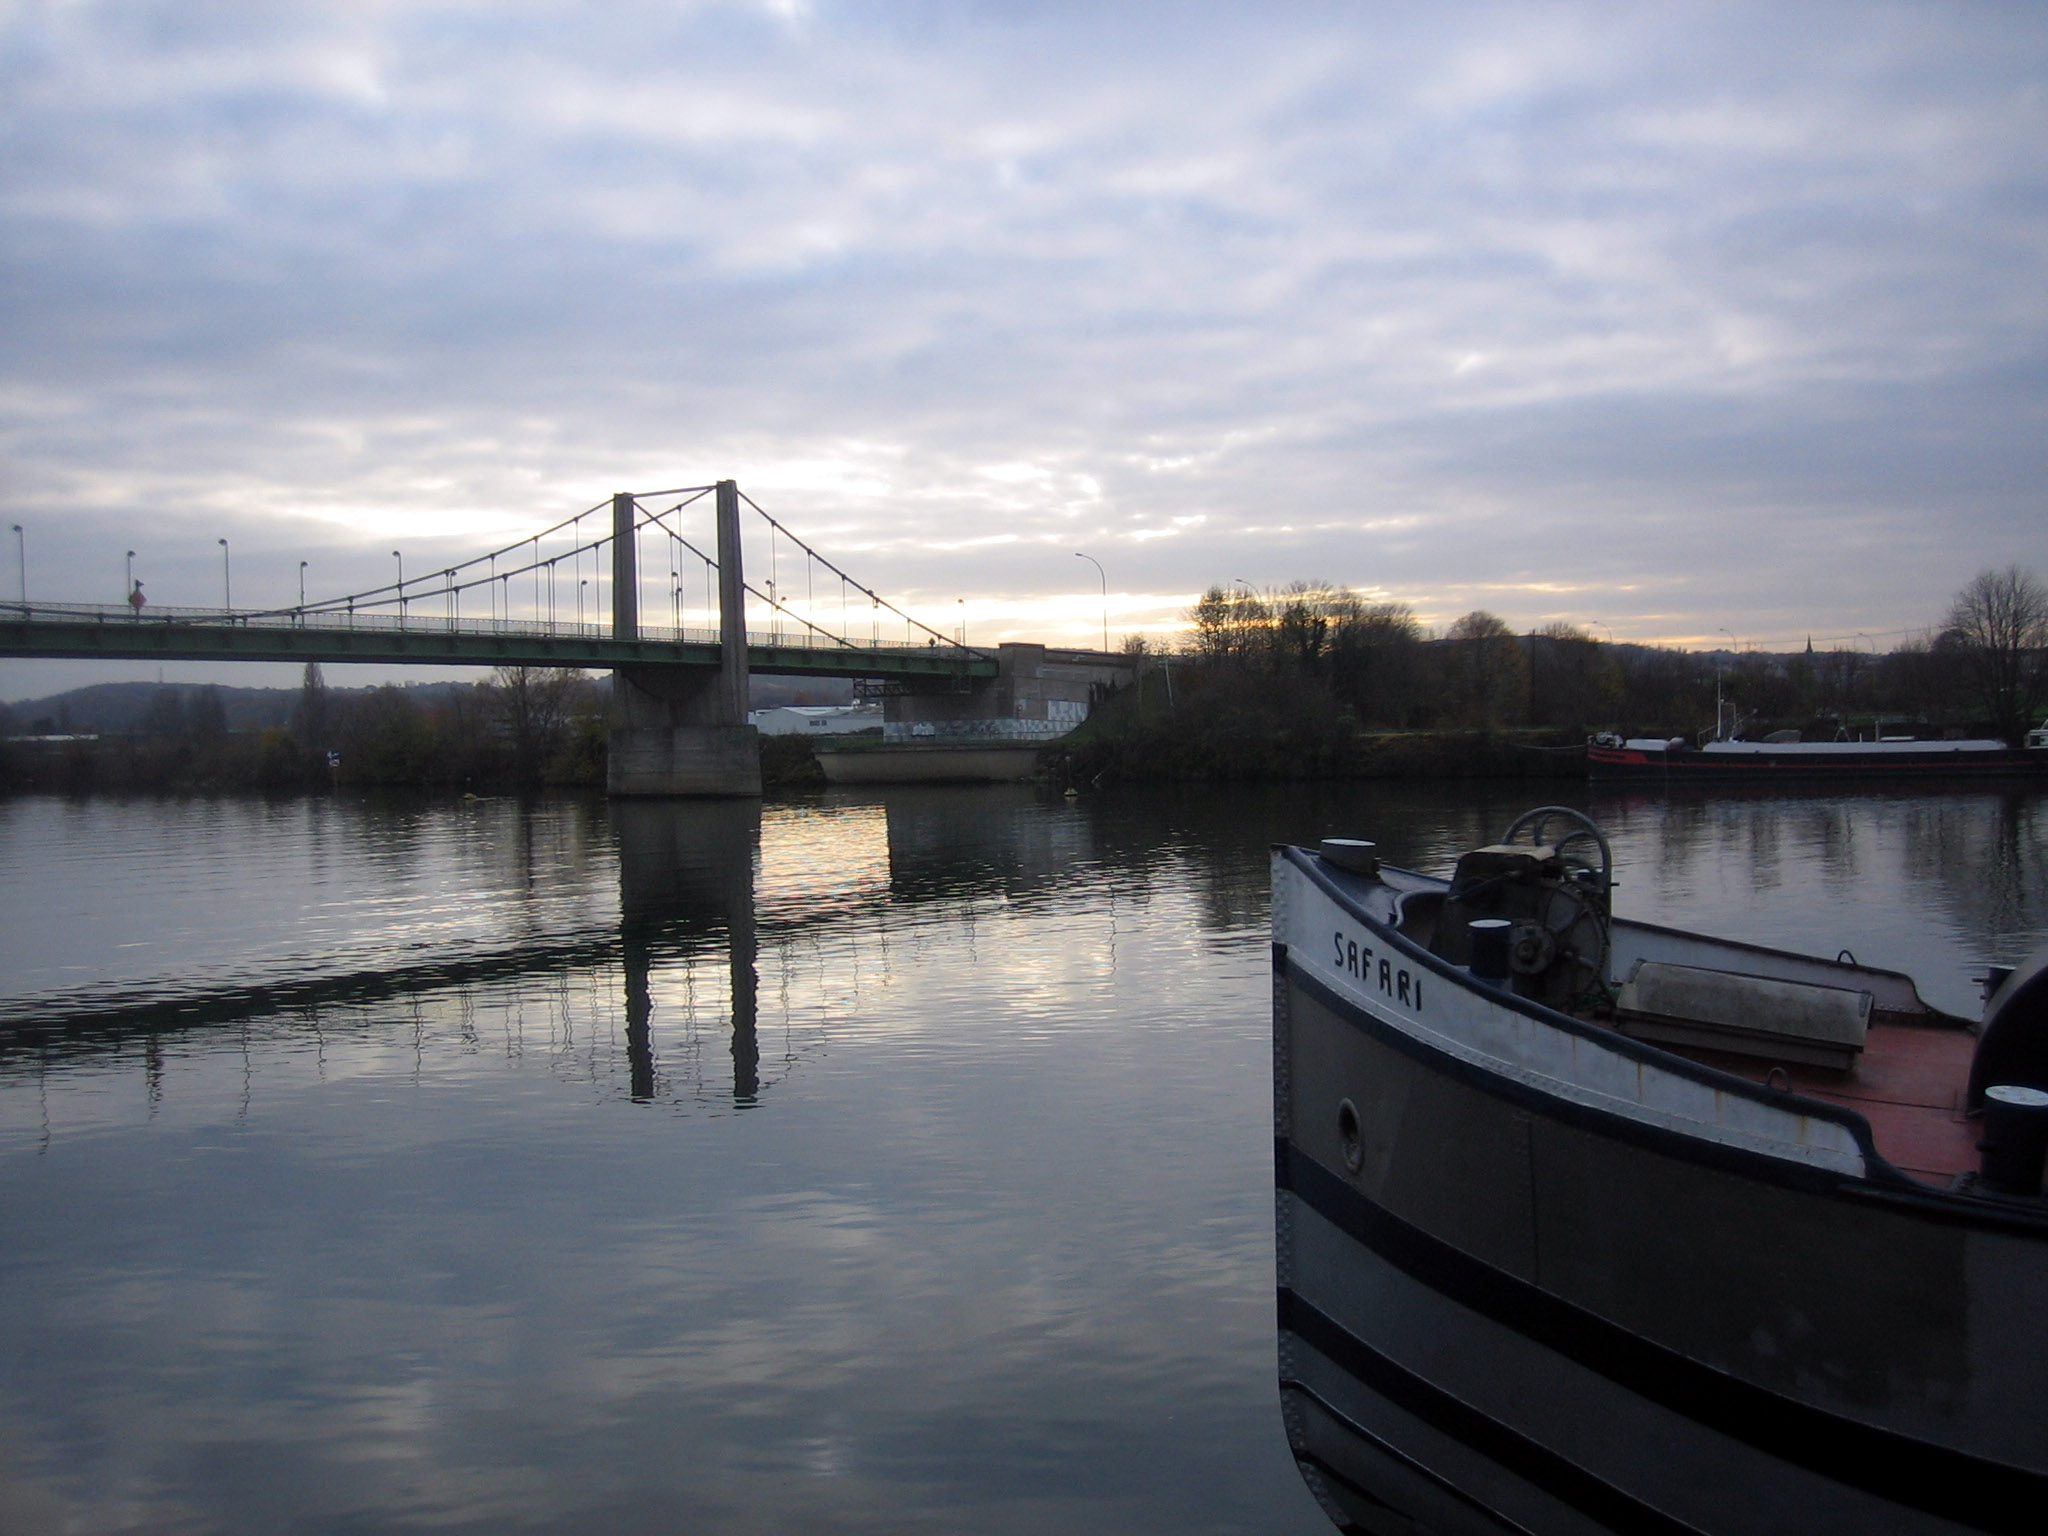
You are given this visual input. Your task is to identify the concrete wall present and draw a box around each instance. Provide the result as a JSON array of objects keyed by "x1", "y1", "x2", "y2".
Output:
[
  {"x1": 749, "y1": 704, "x2": 883, "y2": 736},
  {"x1": 882, "y1": 643, "x2": 1133, "y2": 744}
]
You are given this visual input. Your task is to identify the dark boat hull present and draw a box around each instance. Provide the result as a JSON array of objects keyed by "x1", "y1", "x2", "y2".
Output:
[
  {"x1": 1587, "y1": 743, "x2": 2048, "y2": 781},
  {"x1": 1273, "y1": 847, "x2": 2048, "y2": 1535}
]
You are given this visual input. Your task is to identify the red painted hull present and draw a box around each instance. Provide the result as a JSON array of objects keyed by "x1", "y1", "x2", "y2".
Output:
[{"x1": 1588, "y1": 744, "x2": 2048, "y2": 780}]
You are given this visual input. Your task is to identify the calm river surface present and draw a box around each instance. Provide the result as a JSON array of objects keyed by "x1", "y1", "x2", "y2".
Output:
[{"x1": 3, "y1": 781, "x2": 2045, "y2": 1534}]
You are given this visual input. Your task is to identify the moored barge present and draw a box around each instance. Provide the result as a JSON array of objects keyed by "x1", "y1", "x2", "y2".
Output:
[
  {"x1": 1274, "y1": 810, "x2": 2048, "y2": 1534},
  {"x1": 1587, "y1": 731, "x2": 2047, "y2": 781}
]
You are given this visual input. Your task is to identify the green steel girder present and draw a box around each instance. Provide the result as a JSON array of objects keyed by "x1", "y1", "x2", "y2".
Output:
[{"x1": 0, "y1": 619, "x2": 998, "y2": 683}]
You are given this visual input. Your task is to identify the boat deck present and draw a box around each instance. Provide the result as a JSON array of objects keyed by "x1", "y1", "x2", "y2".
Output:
[{"x1": 1651, "y1": 1022, "x2": 1979, "y2": 1186}]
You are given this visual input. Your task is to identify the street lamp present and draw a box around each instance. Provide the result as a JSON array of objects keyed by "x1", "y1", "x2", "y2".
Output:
[
  {"x1": 9, "y1": 524, "x2": 21, "y2": 605},
  {"x1": 1715, "y1": 627, "x2": 1739, "y2": 740},
  {"x1": 392, "y1": 550, "x2": 405, "y2": 625},
  {"x1": 299, "y1": 560, "x2": 308, "y2": 609},
  {"x1": 126, "y1": 550, "x2": 136, "y2": 597},
  {"x1": 1590, "y1": 619, "x2": 1614, "y2": 646},
  {"x1": 578, "y1": 577, "x2": 588, "y2": 629},
  {"x1": 218, "y1": 538, "x2": 231, "y2": 611},
  {"x1": 1075, "y1": 551, "x2": 1108, "y2": 653},
  {"x1": 671, "y1": 569, "x2": 681, "y2": 632}
]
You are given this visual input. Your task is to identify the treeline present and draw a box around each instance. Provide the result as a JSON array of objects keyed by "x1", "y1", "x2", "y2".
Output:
[
  {"x1": 1165, "y1": 566, "x2": 2044, "y2": 740},
  {"x1": 1, "y1": 666, "x2": 609, "y2": 793},
  {"x1": 1062, "y1": 566, "x2": 2047, "y2": 782}
]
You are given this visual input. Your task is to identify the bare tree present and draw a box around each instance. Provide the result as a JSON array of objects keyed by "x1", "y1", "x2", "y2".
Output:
[
  {"x1": 1444, "y1": 610, "x2": 1529, "y2": 728},
  {"x1": 1276, "y1": 581, "x2": 1340, "y2": 671},
  {"x1": 1327, "y1": 601, "x2": 1425, "y2": 725},
  {"x1": 486, "y1": 666, "x2": 582, "y2": 782},
  {"x1": 1187, "y1": 584, "x2": 1271, "y2": 666},
  {"x1": 293, "y1": 662, "x2": 330, "y2": 751},
  {"x1": 1528, "y1": 622, "x2": 1619, "y2": 728},
  {"x1": 1188, "y1": 587, "x2": 1235, "y2": 661},
  {"x1": 1942, "y1": 566, "x2": 2048, "y2": 744}
]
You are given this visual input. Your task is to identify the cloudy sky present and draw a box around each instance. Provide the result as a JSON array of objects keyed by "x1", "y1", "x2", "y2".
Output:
[{"x1": 3, "y1": 0, "x2": 2045, "y2": 696}]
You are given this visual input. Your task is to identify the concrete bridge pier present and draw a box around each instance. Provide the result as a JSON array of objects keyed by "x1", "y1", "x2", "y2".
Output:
[{"x1": 607, "y1": 480, "x2": 763, "y2": 798}]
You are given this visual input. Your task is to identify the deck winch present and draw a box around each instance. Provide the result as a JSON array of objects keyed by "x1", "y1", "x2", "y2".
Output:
[{"x1": 1434, "y1": 806, "x2": 1613, "y2": 1011}]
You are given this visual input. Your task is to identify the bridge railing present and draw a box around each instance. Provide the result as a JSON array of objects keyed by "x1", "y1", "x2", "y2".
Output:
[{"x1": 1, "y1": 601, "x2": 986, "y2": 659}]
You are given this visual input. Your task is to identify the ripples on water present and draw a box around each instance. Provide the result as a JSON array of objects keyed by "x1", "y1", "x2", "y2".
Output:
[{"x1": 0, "y1": 782, "x2": 2043, "y2": 1533}]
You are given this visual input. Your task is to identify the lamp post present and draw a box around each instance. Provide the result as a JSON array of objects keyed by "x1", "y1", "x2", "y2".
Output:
[
  {"x1": 1075, "y1": 551, "x2": 1108, "y2": 653},
  {"x1": 1590, "y1": 618, "x2": 1614, "y2": 646},
  {"x1": 1716, "y1": 627, "x2": 1740, "y2": 741},
  {"x1": 671, "y1": 569, "x2": 681, "y2": 632},
  {"x1": 9, "y1": 524, "x2": 21, "y2": 605},
  {"x1": 392, "y1": 550, "x2": 405, "y2": 626},
  {"x1": 578, "y1": 577, "x2": 588, "y2": 630},
  {"x1": 298, "y1": 560, "x2": 308, "y2": 609},
  {"x1": 126, "y1": 550, "x2": 136, "y2": 597},
  {"x1": 218, "y1": 538, "x2": 231, "y2": 612}
]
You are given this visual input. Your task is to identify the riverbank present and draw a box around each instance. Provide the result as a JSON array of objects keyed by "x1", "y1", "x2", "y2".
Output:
[{"x1": 1, "y1": 721, "x2": 1585, "y2": 795}]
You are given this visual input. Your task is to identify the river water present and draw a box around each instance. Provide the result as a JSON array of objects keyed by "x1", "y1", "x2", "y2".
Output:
[{"x1": 2, "y1": 781, "x2": 2044, "y2": 1534}]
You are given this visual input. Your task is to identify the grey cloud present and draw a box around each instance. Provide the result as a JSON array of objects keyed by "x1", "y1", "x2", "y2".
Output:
[{"x1": 2, "y1": 0, "x2": 2045, "y2": 664}]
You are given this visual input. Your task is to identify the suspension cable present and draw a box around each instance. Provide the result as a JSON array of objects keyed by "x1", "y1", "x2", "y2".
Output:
[
  {"x1": 250, "y1": 488, "x2": 715, "y2": 619},
  {"x1": 737, "y1": 489, "x2": 990, "y2": 656},
  {"x1": 243, "y1": 483, "x2": 977, "y2": 659}
]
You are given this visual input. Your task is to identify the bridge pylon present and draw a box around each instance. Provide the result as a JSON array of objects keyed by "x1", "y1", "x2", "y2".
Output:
[{"x1": 607, "y1": 479, "x2": 762, "y2": 797}]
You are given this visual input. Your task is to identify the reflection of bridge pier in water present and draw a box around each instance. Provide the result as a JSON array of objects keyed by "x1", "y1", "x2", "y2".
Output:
[
  {"x1": 612, "y1": 799, "x2": 761, "y2": 1107},
  {"x1": 5, "y1": 790, "x2": 1104, "y2": 1118}
]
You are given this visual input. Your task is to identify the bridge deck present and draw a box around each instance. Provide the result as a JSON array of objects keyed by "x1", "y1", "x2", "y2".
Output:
[{"x1": 0, "y1": 605, "x2": 998, "y2": 682}]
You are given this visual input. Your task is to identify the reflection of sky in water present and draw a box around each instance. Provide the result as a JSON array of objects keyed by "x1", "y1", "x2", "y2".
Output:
[
  {"x1": 0, "y1": 795, "x2": 622, "y2": 1019},
  {"x1": 1584, "y1": 788, "x2": 2048, "y2": 1015},
  {"x1": 0, "y1": 789, "x2": 1318, "y2": 1535},
  {"x1": 756, "y1": 801, "x2": 892, "y2": 919},
  {"x1": 0, "y1": 783, "x2": 2044, "y2": 1532}
]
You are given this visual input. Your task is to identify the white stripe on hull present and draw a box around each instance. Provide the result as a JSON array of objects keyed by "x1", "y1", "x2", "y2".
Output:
[{"x1": 1274, "y1": 855, "x2": 1869, "y2": 1173}]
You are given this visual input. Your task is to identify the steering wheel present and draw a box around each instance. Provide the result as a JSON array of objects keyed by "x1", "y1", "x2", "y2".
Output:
[{"x1": 1498, "y1": 806, "x2": 1613, "y2": 907}]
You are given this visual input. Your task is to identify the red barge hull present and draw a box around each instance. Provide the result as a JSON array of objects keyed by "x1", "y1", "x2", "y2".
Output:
[{"x1": 1588, "y1": 743, "x2": 2048, "y2": 781}]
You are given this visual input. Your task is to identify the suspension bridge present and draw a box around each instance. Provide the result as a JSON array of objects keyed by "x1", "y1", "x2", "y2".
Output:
[{"x1": 0, "y1": 481, "x2": 1133, "y2": 794}]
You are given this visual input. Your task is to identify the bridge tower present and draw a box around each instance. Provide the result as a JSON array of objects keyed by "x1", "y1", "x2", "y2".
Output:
[{"x1": 606, "y1": 479, "x2": 762, "y2": 797}]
